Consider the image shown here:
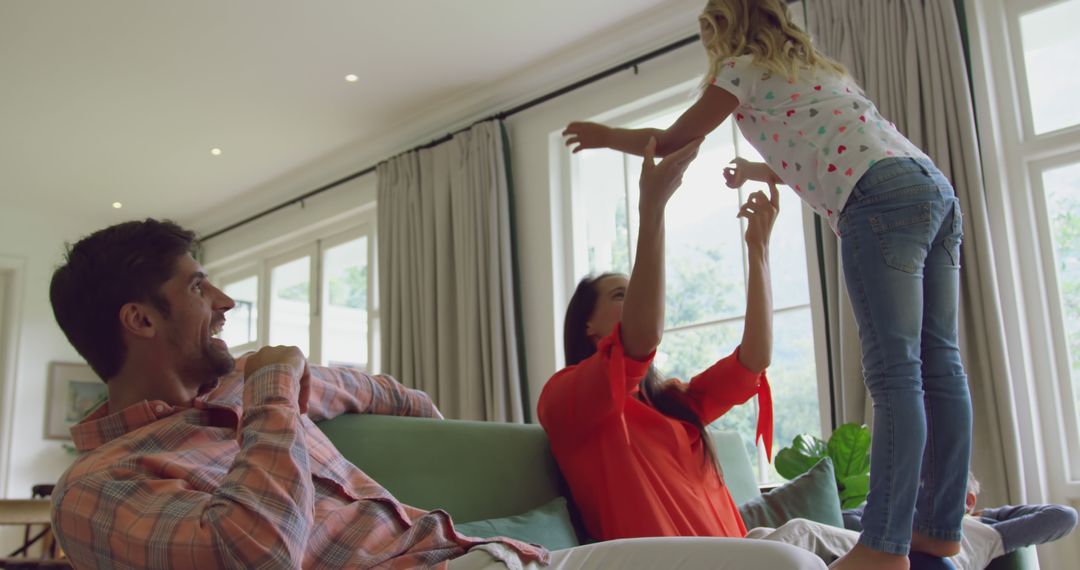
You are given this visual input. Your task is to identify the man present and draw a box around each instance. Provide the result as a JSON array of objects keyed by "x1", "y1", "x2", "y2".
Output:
[
  {"x1": 49, "y1": 140, "x2": 826, "y2": 569},
  {"x1": 50, "y1": 219, "x2": 546, "y2": 569}
]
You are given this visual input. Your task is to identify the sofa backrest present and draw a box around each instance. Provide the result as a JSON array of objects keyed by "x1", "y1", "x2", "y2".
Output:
[
  {"x1": 707, "y1": 426, "x2": 763, "y2": 505},
  {"x1": 318, "y1": 414, "x2": 563, "y2": 523},
  {"x1": 317, "y1": 414, "x2": 762, "y2": 523}
]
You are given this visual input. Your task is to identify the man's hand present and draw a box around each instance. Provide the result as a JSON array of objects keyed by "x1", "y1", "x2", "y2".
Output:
[
  {"x1": 244, "y1": 345, "x2": 311, "y2": 413},
  {"x1": 562, "y1": 121, "x2": 612, "y2": 153},
  {"x1": 639, "y1": 136, "x2": 703, "y2": 212},
  {"x1": 738, "y1": 182, "x2": 780, "y2": 250}
]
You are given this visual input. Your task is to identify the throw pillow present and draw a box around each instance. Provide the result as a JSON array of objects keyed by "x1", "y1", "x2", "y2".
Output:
[
  {"x1": 739, "y1": 457, "x2": 845, "y2": 530},
  {"x1": 454, "y1": 496, "x2": 579, "y2": 551}
]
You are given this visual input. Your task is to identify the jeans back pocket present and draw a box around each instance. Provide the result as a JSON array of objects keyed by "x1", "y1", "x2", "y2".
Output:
[{"x1": 869, "y1": 202, "x2": 934, "y2": 274}]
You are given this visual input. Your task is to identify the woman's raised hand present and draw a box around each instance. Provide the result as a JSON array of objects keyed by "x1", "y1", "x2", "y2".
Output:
[
  {"x1": 639, "y1": 137, "x2": 703, "y2": 212},
  {"x1": 738, "y1": 181, "x2": 780, "y2": 250},
  {"x1": 563, "y1": 121, "x2": 612, "y2": 154}
]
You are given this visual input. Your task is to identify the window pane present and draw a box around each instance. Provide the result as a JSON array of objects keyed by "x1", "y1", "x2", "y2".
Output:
[
  {"x1": 1043, "y1": 161, "x2": 1080, "y2": 437},
  {"x1": 769, "y1": 188, "x2": 811, "y2": 310},
  {"x1": 656, "y1": 321, "x2": 760, "y2": 470},
  {"x1": 221, "y1": 276, "x2": 258, "y2": 348},
  {"x1": 577, "y1": 150, "x2": 631, "y2": 276},
  {"x1": 1019, "y1": 0, "x2": 1080, "y2": 134},
  {"x1": 322, "y1": 237, "x2": 368, "y2": 368},
  {"x1": 625, "y1": 112, "x2": 747, "y2": 327},
  {"x1": 270, "y1": 256, "x2": 310, "y2": 355},
  {"x1": 766, "y1": 307, "x2": 822, "y2": 482}
]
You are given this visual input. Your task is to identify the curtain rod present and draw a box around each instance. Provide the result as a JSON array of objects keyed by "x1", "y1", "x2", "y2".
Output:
[{"x1": 200, "y1": 33, "x2": 700, "y2": 242}]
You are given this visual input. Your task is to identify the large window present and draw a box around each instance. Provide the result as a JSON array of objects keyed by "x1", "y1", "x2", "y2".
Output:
[
  {"x1": 214, "y1": 224, "x2": 378, "y2": 372},
  {"x1": 970, "y1": 0, "x2": 1080, "y2": 541},
  {"x1": 571, "y1": 101, "x2": 823, "y2": 482},
  {"x1": 1007, "y1": 0, "x2": 1080, "y2": 480}
]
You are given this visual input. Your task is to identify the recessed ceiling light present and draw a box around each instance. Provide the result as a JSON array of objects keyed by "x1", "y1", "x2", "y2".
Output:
[
  {"x1": 112, "y1": 202, "x2": 123, "y2": 209},
  {"x1": 210, "y1": 148, "x2": 222, "y2": 156},
  {"x1": 345, "y1": 74, "x2": 359, "y2": 82}
]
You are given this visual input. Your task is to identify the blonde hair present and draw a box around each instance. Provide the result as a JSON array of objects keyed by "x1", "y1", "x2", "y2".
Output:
[{"x1": 699, "y1": 0, "x2": 850, "y2": 89}]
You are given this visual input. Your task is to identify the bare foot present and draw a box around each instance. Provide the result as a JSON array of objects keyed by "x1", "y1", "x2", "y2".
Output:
[
  {"x1": 911, "y1": 532, "x2": 961, "y2": 557},
  {"x1": 829, "y1": 544, "x2": 910, "y2": 570}
]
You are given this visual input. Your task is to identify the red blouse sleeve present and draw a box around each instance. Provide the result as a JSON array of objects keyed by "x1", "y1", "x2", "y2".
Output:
[
  {"x1": 684, "y1": 347, "x2": 774, "y2": 461},
  {"x1": 537, "y1": 323, "x2": 654, "y2": 437}
]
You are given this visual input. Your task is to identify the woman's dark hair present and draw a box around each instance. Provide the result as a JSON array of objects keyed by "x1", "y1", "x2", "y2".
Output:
[
  {"x1": 50, "y1": 219, "x2": 198, "y2": 381},
  {"x1": 563, "y1": 274, "x2": 722, "y2": 476}
]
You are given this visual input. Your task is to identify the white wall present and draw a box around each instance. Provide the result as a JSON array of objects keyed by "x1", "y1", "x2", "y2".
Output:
[
  {"x1": 506, "y1": 43, "x2": 707, "y2": 415},
  {"x1": 0, "y1": 204, "x2": 110, "y2": 553},
  {"x1": 0, "y1": 205, "x2": 107, "y2": 498}
]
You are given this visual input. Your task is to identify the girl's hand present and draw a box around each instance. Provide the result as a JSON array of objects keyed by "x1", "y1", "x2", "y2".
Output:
[
  {"x1": 639, "y1": 137, "x2": 703, "y2": 211},
  {"x1": 724, "y1": 158, "x2": 779, "y2": 188},
  {"x1": 738, "y1": 182, "x2": 780, "y2": 250},
  {"x1": 563, "y1": 121, "x2": 612, "y2": 153}
]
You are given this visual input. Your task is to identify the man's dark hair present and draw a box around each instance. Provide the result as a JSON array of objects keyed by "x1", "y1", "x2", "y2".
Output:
[{"x1": 50, "y1": 219, "x2": 198, "y2": 381}]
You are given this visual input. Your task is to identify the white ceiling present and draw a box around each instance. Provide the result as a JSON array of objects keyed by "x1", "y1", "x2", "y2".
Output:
[{"x1": 0, "y1": 0, "x2": 702, "y2": 235}]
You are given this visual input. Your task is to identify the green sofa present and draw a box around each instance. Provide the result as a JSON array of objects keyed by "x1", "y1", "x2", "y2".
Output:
[{"x1": 317, "y1": 414, "x2": 1036, "y2": 569}]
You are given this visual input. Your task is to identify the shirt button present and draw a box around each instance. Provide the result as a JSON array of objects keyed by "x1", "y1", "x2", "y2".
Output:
[{"x1": 154, "y1": 404, "x2": 165, "y2": 413}]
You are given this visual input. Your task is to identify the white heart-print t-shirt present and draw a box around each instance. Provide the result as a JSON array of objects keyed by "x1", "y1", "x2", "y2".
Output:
[{"x1": 711, "y1": 55, "x2": 929, "y2": 234}]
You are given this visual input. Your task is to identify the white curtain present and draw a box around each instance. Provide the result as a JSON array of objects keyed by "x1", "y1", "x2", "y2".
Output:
[
  {"x1": 377, "y1": 120, "x2": 527, "y2": 422},
  {"x1": 806, "y1": 0, "x2": 1024, "y2": 506}
]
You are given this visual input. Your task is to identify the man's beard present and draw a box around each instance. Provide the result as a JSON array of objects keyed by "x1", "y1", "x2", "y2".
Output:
[{"x1": 205, "y1": 341, "x2": 236, "y2": 377}]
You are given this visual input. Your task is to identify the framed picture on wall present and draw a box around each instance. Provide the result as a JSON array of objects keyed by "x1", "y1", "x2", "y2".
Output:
[{"x1": 45, "y1": 362, "x2": 106, "y2": 440}]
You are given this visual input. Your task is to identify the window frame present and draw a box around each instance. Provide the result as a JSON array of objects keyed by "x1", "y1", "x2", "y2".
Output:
[
  {"x1": 206, "y1": 213, "x2": 378, "y2": 373},
  {"x1": 965, "y1": 0, "x2": 1080, "y2": 523},
  {"x1": 317, "y1": 223, "x2": 378, "y2": 371},
  {"x1": 1027, "y1": 149, "x2": 1080, "y2": 479},
  {"x1": 212, "y1": 263, "x2": 262, "y2": 356}
]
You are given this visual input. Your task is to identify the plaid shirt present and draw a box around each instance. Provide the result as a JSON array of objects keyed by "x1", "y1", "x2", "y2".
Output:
[{"x1": 52, "y1": 357, "x2": 548, "y2": 569}]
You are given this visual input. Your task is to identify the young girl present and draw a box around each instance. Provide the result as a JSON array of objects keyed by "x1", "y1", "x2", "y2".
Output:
[{"x1": 562, "y1": 1, "x2": 971, "y2": 569}]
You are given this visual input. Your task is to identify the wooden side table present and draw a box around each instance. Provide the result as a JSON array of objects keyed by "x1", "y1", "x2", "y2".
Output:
[{"x1": 0, "y1": 499, "x2": 69, "y2": 568}]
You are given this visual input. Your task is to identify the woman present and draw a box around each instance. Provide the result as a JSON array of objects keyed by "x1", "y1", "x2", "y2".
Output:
[{"x1": 537, "y1": 134, "x2": 778, "y2": 543}]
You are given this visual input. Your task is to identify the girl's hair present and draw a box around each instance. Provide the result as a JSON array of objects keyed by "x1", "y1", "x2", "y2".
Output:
[
  {"x1": 698, "y1": 0, "x2": 850, "y2": 88},
  {"x1": 564, "y1": 274, "x2": 723, "y2": 476}
]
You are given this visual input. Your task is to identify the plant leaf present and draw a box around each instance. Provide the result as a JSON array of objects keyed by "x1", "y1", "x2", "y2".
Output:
[
  {"x1": 774, "y1": 434, "x2": 828, "y2": 480},
  {"x1": 838, "y1": 473, "x2": 870, "y2": 509},
  {"x1": 792, "y1": 433, "x2": 828, "y2": 459},
  {"x1": 827, "y1": 423, "x2": 871, "y2": 480}
]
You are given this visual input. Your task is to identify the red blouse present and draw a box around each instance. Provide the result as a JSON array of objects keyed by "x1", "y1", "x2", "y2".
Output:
[{"x1": 537, "y1": 324, "x2": 773, "y2": 541}]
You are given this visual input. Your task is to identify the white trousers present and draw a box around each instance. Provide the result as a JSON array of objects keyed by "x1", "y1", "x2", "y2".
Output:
[{"x1": 447, "y1": 536, "x2": 828, "y2": 570}]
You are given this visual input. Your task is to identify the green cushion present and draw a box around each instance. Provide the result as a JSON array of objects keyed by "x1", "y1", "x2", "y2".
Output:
[
  {"x1": 317, "y1": 414, "x2": 563, "y2": 523},
  {"x1": 986, "y1": 546, "x2": 1039, "y2": 570},
  {"x1": 455, "y1": 497, "x2": 580, "y2": 551},
  {"x1": 708, "y1": 427, "x2": 762, "y2": 505},
  {"x1": 738, "y1": 457, "x2": 844, "y2": 529}
]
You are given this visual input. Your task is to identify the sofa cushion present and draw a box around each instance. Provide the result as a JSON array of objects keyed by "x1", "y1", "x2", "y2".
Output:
[
  {"x1": 454, "y1": 497, "x2": 579, "y2": 551},
  {"x1": 318, "y1": 414, "x2": 564, "y2": 524},
  {"x1": 708, "y1": 427, "x2": 763, "y2": 505},
  {"x1": 738, "y1": 457, "x2": 844, "y2": 529}
]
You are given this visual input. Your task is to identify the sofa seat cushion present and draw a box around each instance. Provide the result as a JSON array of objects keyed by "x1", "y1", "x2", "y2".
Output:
[{"x1": 454, "y1": 497, "x2": 580, "y2": 551}]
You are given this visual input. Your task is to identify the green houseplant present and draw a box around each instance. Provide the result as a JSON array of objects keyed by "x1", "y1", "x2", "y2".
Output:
[{"x1": 774, "y1": 423, "x2": 871, "y2": 509}]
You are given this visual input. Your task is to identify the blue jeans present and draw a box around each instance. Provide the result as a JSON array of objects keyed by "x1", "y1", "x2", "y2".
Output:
[{"x1": 837, "y1": 158, "x2": 972, "y2": 555}]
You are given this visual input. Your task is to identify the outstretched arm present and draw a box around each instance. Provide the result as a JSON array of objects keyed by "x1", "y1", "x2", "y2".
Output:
[
  {"x1": 737, "y1": 182, "x2": 779, "y2": 371},
  {"x1": 620, "y1": 137, "x2": 703, "y2": 359},
  {"x1": 563, "y1": 86, "x2": 738, "y2": 157}
]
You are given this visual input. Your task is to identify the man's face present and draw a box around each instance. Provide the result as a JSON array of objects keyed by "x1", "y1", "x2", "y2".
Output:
[
  {"x1": 586, "y1": 275, "x2": 629, "y2": 346},
  {"x1": 156, "y1": 254, "x2": 236, "y2": 385}
]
